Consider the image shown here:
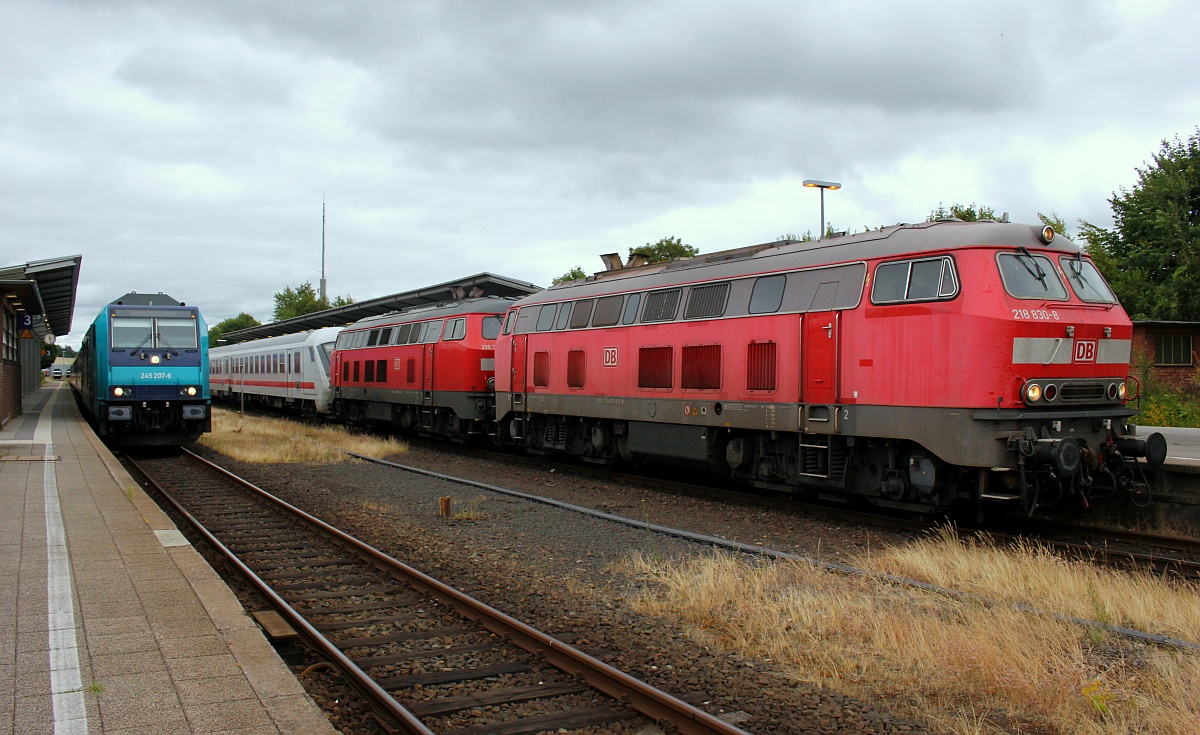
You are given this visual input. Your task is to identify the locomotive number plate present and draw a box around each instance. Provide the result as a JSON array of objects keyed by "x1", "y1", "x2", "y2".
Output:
[
  {"x1": 1011, "y1": 309, "x2": 1059, "y2": 321},
  {"x1": 139, "y1": 372, "x2": 173, "y2": 379}
]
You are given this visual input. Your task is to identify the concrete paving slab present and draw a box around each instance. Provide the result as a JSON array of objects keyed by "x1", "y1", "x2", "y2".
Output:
[{"x1": 1, "y1": 385, "x2": 337, "y2": 734}]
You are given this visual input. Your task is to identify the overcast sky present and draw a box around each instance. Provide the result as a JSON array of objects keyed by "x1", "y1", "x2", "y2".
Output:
[{"x1": 4, "y1": 0, "x2": 1199, "y2": 348}]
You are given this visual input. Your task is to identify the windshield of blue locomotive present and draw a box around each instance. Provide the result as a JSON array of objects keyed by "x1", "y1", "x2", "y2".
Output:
[{"x1": 110, "y1": 309, "x2": 200, "y2": 351}]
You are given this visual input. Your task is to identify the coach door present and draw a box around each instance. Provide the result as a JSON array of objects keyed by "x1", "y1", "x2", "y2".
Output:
[{"x1": 802, "y1": 311, "x2": 839, "y2": 405}]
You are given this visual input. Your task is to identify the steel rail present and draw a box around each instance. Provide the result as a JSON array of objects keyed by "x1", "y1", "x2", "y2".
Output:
[
  {"x1": 349, "y1": 451, "x2": 1200, "y2": 653},
  {"x1": 125, "y1": 454, "x2": 435, "y2": 735},
  {"x1": 167, "y1": 448, "x2": 751, "y2": 735}
]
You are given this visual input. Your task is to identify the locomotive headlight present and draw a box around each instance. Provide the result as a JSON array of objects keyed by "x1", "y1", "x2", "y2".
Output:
[
  {"x1": 185, "y1": 386, "x2": 197, "y2": 396},
  {"x1": 1023, "y1": 382, "x2": 1042, "y2": 403},
  {"x1": 112, "y1": 386, "x2": 125, "y2": 397},
  {"x1": 150, "y1": 355, "x2": 161, "y2": 365},
  {"x1": 1039, "y1": 225, "x2": 1055, "y2": 243},
  {"x1": 1118, "y1": 382, "x2": 1128, "y2": 400}
]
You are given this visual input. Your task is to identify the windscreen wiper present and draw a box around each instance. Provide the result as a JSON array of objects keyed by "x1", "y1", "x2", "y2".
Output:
[
  {"x1": 1016, "y1": 246, "x2": 1048, "y2": 287},
  {"x1": 156, "y1": 332, "x2": 180, "y2": 357}
]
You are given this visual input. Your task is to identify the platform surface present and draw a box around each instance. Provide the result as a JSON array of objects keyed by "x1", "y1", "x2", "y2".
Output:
[{"x1": 1, "y1": 383, "x2": 337, "y2": 735}]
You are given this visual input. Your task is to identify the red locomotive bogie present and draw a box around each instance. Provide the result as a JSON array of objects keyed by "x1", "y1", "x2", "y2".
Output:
[
  {"x1": 494, "y1": 221, "x2": 1162, "y2": 513},
  {"x1": 331, "y1": 299, "x2": 509, "y2": 437}
]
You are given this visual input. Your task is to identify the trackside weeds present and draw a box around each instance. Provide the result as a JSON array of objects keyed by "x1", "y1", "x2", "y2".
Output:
[
  {"x1": 623, "y1": 534, "x2": 1200, "y2": 735},
  {"x1": 198, "y1": 407, "x2": 406, "y2": 463}
]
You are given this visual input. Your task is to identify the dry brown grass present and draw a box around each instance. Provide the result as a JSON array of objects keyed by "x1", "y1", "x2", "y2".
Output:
[
  {"x1": 199, "y1": 407, "x2": 406, "y2": 463},
  {"x1": 623, "y1": 539, "x2": 1200, "y2": 735},
  {"x1": 864, "y1": 527, "x2": 1200, "y2": 645}
]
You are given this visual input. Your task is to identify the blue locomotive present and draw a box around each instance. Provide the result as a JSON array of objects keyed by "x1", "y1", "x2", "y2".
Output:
[{"x1": 70, "y1": 292, "x2": 211, "y2": 446}]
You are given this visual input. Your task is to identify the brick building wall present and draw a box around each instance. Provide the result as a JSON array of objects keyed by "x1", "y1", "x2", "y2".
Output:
[{"x1": 1131, "y1": 321, "x2": 1200, "y2": 394}]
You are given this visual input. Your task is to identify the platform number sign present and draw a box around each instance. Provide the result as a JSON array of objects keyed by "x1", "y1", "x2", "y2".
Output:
[
  {"x1": 603, "y1": 347, "x2": 618, "y2": 367},
  {"x1": 1073, "y1": 339, "x2": 1097, "y2": 364}
]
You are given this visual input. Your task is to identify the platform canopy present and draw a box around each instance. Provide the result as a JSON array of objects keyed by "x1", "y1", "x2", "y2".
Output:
[
  {"x1": 220, "y1": 272, "x2": 542, "y2": 344},
  {"x1": 0, "y1": 254, "x2": 82, "y2": 337}
]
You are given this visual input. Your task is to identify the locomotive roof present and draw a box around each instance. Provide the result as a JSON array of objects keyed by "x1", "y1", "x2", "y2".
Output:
[
  {"x1": 529, "y1": 220, "x2": 1083, "y2": 304},
  {"x1": 110, "y1": 291, "x2": 187, "y2": 306},
  {"x1": 345, "y1": 296, "x2": 515, "y2": 329}
]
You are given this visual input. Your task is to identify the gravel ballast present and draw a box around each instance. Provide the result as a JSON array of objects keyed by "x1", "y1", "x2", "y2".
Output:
[{"x1": 189, "y1": 443, "x2": 937, "y2": 734}]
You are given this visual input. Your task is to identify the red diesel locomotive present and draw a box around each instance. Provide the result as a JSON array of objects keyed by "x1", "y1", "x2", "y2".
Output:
[
  {"x1": 491, "y1": 220, "x2": 1166, "y2": 514},
  {"x1": 331, "y1": 298, "x2": 512, "y2": 437}
]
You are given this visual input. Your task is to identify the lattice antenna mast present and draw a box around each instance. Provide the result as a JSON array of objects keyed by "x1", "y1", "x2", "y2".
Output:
[{"x1": 320, "y1": 196, "x2": 328, "y2": 302}]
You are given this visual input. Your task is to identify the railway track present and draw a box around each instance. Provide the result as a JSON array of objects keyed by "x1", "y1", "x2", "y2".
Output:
[
  {"x1": 125, "y1": 448, "x2": 751, "y2": 735},
  {"x1": 405, "y1": 439, "x2": 1200, "y2": 582}
]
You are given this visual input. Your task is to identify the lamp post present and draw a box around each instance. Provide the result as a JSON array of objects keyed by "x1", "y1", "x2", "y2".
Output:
[{"x1": 802, "y1": 179, "x2": 841, "y2": 239}]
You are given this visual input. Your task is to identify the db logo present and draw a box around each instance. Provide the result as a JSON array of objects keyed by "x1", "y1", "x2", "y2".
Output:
[
  {"x1": 1073, "y1": 339, "x2": 1097, "y2": 364},
  {"x1": 603, "y1": 347, "x2": 618, "y2": 367}
]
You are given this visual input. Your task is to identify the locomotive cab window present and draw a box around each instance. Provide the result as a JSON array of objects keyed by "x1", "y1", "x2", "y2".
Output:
[
  {"x1": 1059, "y1": 256, "x2": 1118, "y2": 304},
  {"x1": 871, "y1": 257, "x2": 958, "y2": 304},
  {"x1": 482, "y1": 316, "x2": 502, "y2": 340},
  {"x1": 501, "y1": 311, "x2": 516, "y2": 335},
  {"x1": 445, "y1": 318, "x2": 467, "y2": 341},
  {"x1": 997, "y1": 251, "x2": 1068, "y2": 300},
  {"x1": 111, "y1": 316, "x2": 153, "y2": 349}
]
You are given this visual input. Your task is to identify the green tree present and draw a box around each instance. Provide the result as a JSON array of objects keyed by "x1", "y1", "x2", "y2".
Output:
[
  {"x1": 208, "y1": 313, "x2": 261, "y2": 345},
  {"x1": 927, "y1": 202, "x2": 1003, "y2": 222},
  {"x1": 552, "y1": 266, "x2": 587, "y2": 285},
  {"x1": 1037, "y1": 211, "x2": 1071, "y2": 239},
  {"x1": 1078, "y1": 128, "x2": 1200, "y2": 321},
  {"x1": 272, "y1": 282, "x2": 354, "y2": 321},
  {"x1": 629, "y1": 236, "x2": 699, "y2": 263},
  {"x1": 40, "y1": 343, "x2": 59, "y2": 370}
]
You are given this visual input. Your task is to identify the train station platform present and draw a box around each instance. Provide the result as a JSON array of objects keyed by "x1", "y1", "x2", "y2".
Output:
[{"x1": 1, "y1": 383, "x2": 336, "y2": 735}]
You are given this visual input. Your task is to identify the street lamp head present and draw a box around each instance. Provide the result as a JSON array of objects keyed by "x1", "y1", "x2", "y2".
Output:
[{"x1": 803, "y1": 179, "x2": 842, "y2": 190}]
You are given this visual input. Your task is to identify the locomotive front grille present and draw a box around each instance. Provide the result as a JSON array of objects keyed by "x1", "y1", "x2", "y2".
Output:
[{"x1": 1059, "y1": 382, "x2": 1105, "y2": 402}]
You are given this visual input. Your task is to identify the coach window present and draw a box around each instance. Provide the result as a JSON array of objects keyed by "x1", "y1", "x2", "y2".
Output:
[
  {"x1": 569, "y1": 300, "x2": 594, "y2": 329},
  {"x1": 621, "y1": 293, "x2": 641, "y2": 324},
  {"x1": 749, "y1": 275, "x2": 786, "y2": 314},
  {"x1": 536, "y1": 305, "x2": 557, "y2": 332},
  {"x1": 482, "y1": 315, "x2": 502, "y2": 340},
  {"x1": 997, "y1": 252, "x2": 1068, "y2": 300},
  {"x1": 592, "y1": 295, "x2": 623, "y2": 327},
  {"x1": 1059, "y1": 256, "x2": 1118, "y2": 304}
]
